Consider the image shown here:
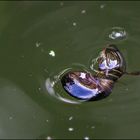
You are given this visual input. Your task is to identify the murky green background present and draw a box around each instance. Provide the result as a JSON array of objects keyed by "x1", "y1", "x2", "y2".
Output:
[{"x1": 0, "y1": 1, "x2": 140, "y2": 139}]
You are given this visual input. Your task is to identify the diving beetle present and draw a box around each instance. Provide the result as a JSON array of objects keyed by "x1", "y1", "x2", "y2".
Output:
[
  {"x1": 61, "y1": 44, "x2": 140, "y2": 101},
  {"x1": 61, "y1": 71, "x2": 114, "y2": 101},
  {"x1": 92, "y1": 44, "x2": 126, "y2": 81}
]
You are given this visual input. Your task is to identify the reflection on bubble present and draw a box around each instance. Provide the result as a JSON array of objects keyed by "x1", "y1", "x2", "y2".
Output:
[
  {"x1": 108, "y1": 27, "x2": 127, "y2": 40},
  {"x1": 45, "y1": 64, "x2": 89, "y2": 104}
]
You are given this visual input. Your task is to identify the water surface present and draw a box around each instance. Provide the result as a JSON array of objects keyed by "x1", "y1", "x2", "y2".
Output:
[{"x1": 0, "y1": 1, "x2": 140, "y2": 139}]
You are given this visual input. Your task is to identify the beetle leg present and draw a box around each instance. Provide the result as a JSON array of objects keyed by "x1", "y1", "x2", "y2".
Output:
[{"x1": 125, "y1": 71, "x2": 140, "y2": 76}]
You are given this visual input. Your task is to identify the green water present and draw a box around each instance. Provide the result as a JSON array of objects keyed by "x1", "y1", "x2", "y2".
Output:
[{"x1": 0, "y1": 1, "x2": 140, "y2": 139}]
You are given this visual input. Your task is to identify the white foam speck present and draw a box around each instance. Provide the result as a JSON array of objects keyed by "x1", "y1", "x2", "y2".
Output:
[
  {"x1": 49, "y1": 50, "x2": 55, "y2": 57},
  {"x1": 68, "y1": 127, "x2": 74, "y2": 132}
]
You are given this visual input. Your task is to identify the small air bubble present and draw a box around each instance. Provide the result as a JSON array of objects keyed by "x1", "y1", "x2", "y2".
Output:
[
  {"x1": 81, "y1": 9, "x2": 86, "y2": 14},
  {"x1": 9, "y1": 116, "x2": 13, "y2": 120},
  {"x1": 68, "y1": 116, "x2": 73, "y2": 121},
  {"x1": 72, "y1": 22, "x2": 77, "y2": 26},
  {"x1": 91, "y1": 126, "x2": 95, "y2": 129},
  {"x1": 60, "y1": 2, "x2": 64, "y2": 6},
  {"x1": 125, "y1": 88, "x2": 129, "y2": 91},
  {"x1": 35, "y1": 42, "x2": 41, "y2": 48},
  {"x1": 46, "y1": 119, "x2": 49, "y2": 123},
  {"x1": 100, "y1": 4, "x2": 105, "y2": 9},
  {"x1": 109, "y1": 27, "x2": 127, "y2": 40}
]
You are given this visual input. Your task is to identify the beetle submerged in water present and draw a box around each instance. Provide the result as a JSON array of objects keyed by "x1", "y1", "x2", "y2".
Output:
[{"x1": 61, "y1": 44, "x2": 140, "y2": 101}]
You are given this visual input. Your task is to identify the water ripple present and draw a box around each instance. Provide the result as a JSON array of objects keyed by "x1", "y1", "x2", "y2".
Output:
[{"x1": 45, "y1": 64, "x2": 89, "y2": 104}]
